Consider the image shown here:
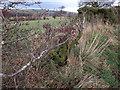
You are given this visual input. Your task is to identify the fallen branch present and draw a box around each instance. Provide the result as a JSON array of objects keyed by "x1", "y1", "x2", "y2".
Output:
[{"x1": 0, "y1": 38, "x2": 69, "y2": 77}]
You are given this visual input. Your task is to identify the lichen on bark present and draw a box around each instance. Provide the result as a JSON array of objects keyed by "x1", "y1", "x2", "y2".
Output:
[{"x1": 48, "y1": 30, "x2": 82, "y2": 66}]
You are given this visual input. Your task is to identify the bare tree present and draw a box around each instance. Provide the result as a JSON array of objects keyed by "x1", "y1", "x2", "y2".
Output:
[
  {"x1": 78, "y1": 0, "x2": 115, "y2": 8},
  {"x1": 60, "y1": 6, "x2": 65, "y2": 10},
  {"x1": 59, "y1": 5, "x2": 65, "y2": 19}
]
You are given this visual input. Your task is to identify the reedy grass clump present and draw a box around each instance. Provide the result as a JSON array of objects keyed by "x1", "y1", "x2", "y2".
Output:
[{"x1": 72, "y1": 20, "x2": 119, "y2": 88}]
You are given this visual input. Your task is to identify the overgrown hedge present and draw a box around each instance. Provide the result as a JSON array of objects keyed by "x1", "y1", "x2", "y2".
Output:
[{"x1": 78, "y1": 6, "x2": 120, "y2": 24}]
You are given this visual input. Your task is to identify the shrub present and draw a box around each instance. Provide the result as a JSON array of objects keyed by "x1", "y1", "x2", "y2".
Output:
[{"x1": 78, "y1": 6, "x2": 120, "y2": 24}]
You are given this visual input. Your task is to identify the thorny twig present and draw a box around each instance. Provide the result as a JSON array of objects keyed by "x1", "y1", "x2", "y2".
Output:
[{"x1": 0, "y1": 38, "x2": 69, "y2": 77}]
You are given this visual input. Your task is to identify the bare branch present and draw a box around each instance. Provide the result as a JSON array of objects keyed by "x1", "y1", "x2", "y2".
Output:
[{"x1": 2, "y1": 31, "x2": 40, "y2": 45}]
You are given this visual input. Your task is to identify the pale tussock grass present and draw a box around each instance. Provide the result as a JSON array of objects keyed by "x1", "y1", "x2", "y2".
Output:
[{"x1": 68, "y1": 20, "x2": 117, "y2": 88}]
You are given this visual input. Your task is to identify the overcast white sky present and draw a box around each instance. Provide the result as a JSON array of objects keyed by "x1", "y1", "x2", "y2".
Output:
[
  {"x1": 39, "y1": 0, "x2": 80, "y2": 12},
  {"x1": 6, "y1": 0, "x2": 120, "y2": 12}
]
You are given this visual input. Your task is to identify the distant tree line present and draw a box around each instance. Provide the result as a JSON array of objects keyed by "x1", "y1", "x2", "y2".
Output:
[
  {"x1": 2, "y1": 9, "x2": 69, "y2": 21},
  {"x1": 78, "y1": 0, "x2": 115, "y2": 8}
]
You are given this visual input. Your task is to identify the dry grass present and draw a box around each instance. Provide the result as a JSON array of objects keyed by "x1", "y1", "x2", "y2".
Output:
[{"x1": 68, "y1": 20, "x2": 118, "y2": 88}]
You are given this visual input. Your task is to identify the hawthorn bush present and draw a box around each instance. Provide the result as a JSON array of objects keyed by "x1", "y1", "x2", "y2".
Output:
[{"x1": 0, "y1": 1, "x2": 85, "y2": 87}]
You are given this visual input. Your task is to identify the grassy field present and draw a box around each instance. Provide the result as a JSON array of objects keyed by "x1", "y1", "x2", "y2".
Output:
[{"x1": 19, "y1": 18, "x2": 69, "y2": 32}]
